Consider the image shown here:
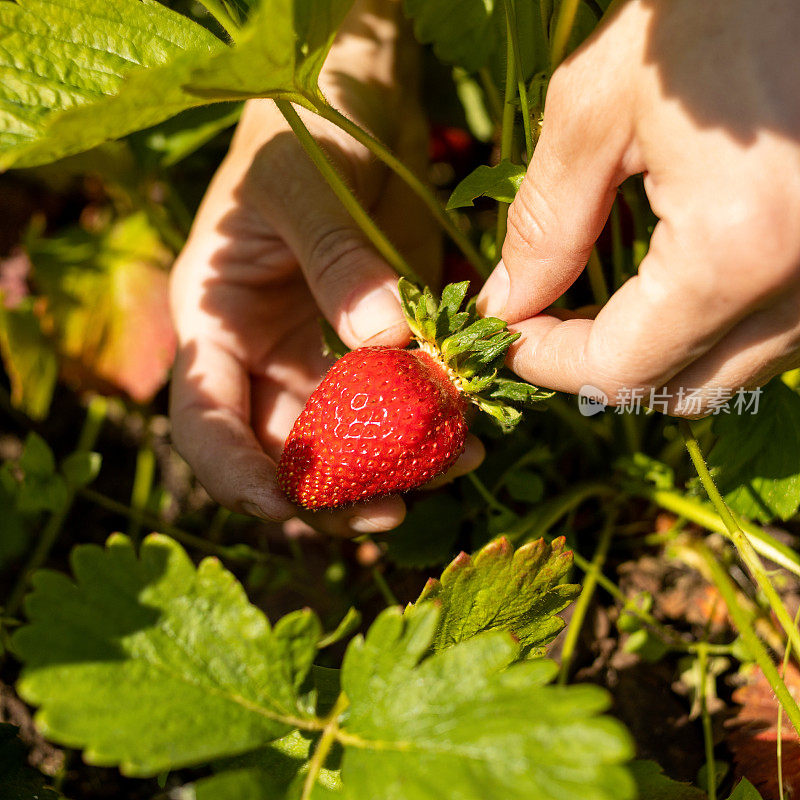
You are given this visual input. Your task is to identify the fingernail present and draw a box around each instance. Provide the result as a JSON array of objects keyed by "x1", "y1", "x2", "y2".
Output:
[
  {"x1": 476, "y1": 261, "x2": 510, "y2": 318},
  {"x1": 348, "y1": 286, "x2": 406, "y2": 345}
]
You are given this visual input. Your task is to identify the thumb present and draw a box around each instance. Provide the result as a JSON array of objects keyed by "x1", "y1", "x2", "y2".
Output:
[
  {"x1": 477, "y1": 41, "x2": 636, "y2": 323},
  {"x1": 260, "y1": 110, "x2": 409, "y2": 350}
]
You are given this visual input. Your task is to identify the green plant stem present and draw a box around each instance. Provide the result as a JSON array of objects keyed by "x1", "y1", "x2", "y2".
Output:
[
  {"x1": 540, "y1": 0, "x2": 554, "y2": 45},
  {"x1": 478, "y1": 67, "x2": 504, "y2": 123},
  {"x1": 197, "y1": 0, "x2": 240, "y2": 40},
  {"x1": 587, "y1": 248, "x2": 610, "y2": 304},
  {"x1": 680, "y1": 420, "x2": 800, "y2": 661},
  {"x1": 496, "y1": 16, "x2": 518, "y2": 254},
  {"x1": 777, "y1": 606, "x2": 800, "y2": 800},
  {"x1": 631, "y1": 483, "x2": 800, "y2": 580},
  {"x1": 697, "y1": 542, "x2": 800, "y2": 738},
  {"x1": 128, "y1": 435, "x2": 156, "y2": 542},
  {"x1": 467, "y1": 472, "x2": 514, "y2": 515},
  {"x1": 550, "y1": 0, "x2": 581, "y2": 70},
  {"x1": 302, "y1": 693, "x2": 349, "y2": 800},
  {"x1": 507, "y1": 481, "x2": 616, "y2": 543},
  {"x1": 558, "y1": 509, "x2": 617, "y2": 684},
  {"x1": 6, "y1": 396, "x2": 107, "y2": 616},
  {"x1": 371, "y1": 567, "x2": 399, "y2": 607},
  {"x1": 275, "y1": 100, "x2": 422, "y2": 285},
  {"x1": 310, "y1": 101, "x2": 491, "y2": 278},
  {"x1": 697, "y1": 643, "x2": 717, "y2": 800},
  {"x1": 503, "y1": 0, "x2": 534, "y2": 162},
  {"x1": 80, "y1": 488, "x2": 269, "y2": 564},
  {"x1": 582, "y1": 0, "x2": 604, "y2": 20}
]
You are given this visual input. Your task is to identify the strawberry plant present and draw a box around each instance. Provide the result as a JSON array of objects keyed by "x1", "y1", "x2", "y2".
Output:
[{"x1": 0, "y1": 1, "x2": 799, "y2": 799}]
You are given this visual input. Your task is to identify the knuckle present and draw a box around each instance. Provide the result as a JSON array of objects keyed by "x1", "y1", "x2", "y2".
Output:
[{"x1": 306, "y1": 226, "x2": 369, "y2": 287}]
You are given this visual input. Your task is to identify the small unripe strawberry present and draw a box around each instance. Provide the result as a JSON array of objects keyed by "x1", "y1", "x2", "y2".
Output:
[{"x1": 278, "y1": 280, "x2": 551, "y2": 510}]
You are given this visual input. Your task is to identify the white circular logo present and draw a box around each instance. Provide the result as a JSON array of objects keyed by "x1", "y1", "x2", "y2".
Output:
[{"x1": 578, "y1": 385, "x2": 608, "y2": 417}]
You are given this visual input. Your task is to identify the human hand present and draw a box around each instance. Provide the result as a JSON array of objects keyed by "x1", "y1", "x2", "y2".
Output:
[
  {"x1": 478, "y1": 0, "x2": 800, "y2": 415},
  {"x1": 169, "y1": 2, "x2": 482, "y2": 535}
]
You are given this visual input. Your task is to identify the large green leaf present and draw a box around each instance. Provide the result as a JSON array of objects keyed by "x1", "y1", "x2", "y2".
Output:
[
  {"x1": 416, "y1": 535, "x2": 579, "y2": 656},
  {"x1": 708, "y1": 379, "x2": 800, "y2": 522},
  {"x1": 0, "y1": 0, "x2": 352, "y2": 169},
  {"x1": 13, "y1": 533, "x2": 323, "y2": 776},
  {"x1": 403, "y1": 0, "x2": 501, "y2": 72},
  {"x1": 0, "y1": 723, "x2": 59, "y2": 800},
  {"x1": 338, "y1": 604, "x2": 635, "y2": 800}
]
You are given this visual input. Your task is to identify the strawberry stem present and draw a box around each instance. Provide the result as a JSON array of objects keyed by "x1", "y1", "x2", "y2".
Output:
[{"x1": 275, "y1": 100, "x2": 423, "y2": 285}]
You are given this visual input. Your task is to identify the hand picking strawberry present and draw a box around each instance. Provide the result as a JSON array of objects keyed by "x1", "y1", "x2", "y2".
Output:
[{"x1": 278, "y1": 280, "x2": 550, "y2": 509}]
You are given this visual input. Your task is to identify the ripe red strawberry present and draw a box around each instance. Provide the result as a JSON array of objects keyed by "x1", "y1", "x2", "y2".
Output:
[
  {"x1": 277, "y1": 347, "x2": 468, "y2": 509},
  {"x1": 278, "y1": 279, "x2": 551, "y2": 510}
]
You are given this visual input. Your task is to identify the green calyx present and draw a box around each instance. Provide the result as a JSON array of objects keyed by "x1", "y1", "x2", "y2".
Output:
[{"x1": 399, "y1": 279, "x2": 552, "y2": 431}]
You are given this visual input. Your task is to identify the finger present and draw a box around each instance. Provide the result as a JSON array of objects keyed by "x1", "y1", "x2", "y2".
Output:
[
  {"x1": 477, "y1": 25, "x2": 638, "y2": 322},
  {"x1": 503, "y1": 217, "x2": 773, "y2": 399},
  {"x1": 661, "y1": 294, "x2": 800, "y2": 414},
  {"x1": 423, "y1": 435, "x2": 485, "y2": 489},
  {"x1": 170, "y1": 342, "x2": 294, "y2": 521},
  {"x1": 249, "y1": 104, "x2": 410, "y2": 350},
  {"x1": 297, "y1": 495, "x2": 407, "y2": 538}
]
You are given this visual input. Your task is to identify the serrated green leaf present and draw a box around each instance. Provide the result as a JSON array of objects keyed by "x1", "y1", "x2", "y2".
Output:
[
  {"x1": 416, "y1": 536, "x2": 579, "y2": 657},
  {"x1": 1, "y1": 0, "x2": 352, "y2": 169},
  {"x1": 403, "y1": 0, "x2": 501, "y2": 72},
  {"x1": 708, "y1": 379, "x2": 800, "y2": 522},
  {"x1": 441, "y1": 317, "x2": 507, "y2": 359},
  {"x1": 338, "y1": 604, "x2": 635, "y2": 800},
  {"x1": 439, "y1": 281, "x2": 470, "y2": 317},
  {"x1": 0, "y1": 723, "x2": 60, "y2": 800},
  {"x1": 13, "y1": 533, "x2": 323, "y2": 776},
  {"x1": 473, "y1": 396, "x2": 523, "y2": 431},
  {"x1": 15, "y1": 433, "x2": 68, "y2": 514},
  {"x1": 726, "y1": 779, "x2": 764, "y2": 800},
  {"x1": 489, "y1": 377, "x2": 553, "y2": 404},
  {"x1": 629, "y1": 760, "x2": 706, "y2": 800},
  {"x1": 447, "y1": 160, "x2": 527, "y2": 209},
  {"x1": 60, "y1": 450, "x2": 101, "y2": 489}
]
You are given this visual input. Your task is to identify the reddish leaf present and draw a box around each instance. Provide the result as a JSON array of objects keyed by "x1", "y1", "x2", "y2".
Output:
[
  {"x1": 28, "y1": 212, "x2": 175, "y2": 404},
  {"x1": 727, "y1": 664, "x2": 800, "y2": 799}
]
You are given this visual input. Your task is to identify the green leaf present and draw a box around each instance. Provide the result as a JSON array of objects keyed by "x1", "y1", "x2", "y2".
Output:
[
  {"x1": 629, "y1": 760, "x2": 706, "y2": 800},
  {"x1": 0, "y1": 0, "x2": 352, "y2": 169},
  {"x1": 384, "y1": 494, "x2": 463, "y2": 569},
  {"x1": 416, "y1": 536, "x2": 579, "y2": 657},
  {"x1": 13, "y1": 533, "x2": 323, "y2": 776},
  {"x1": 0, "y1": 723, "x2": 59, "y2": 800},
  {"x1": 0, "y1": 0, "x2": 225, "y2": 168},
  {"x1": 403, "y1": 0, "x2": 501, "y2": 72},
  {"x1": 488, "y1": 377, "x2": 553, "y2": 404},
  {"x1": 505, "y1": 469, "x2": 545, "y2": 504},
  {"x1": 60, "y1": 451, "x2": 102, "y2": 489},
  {"x1": 18, "y1": 431, "x2": 55, "y2": 476},
  {"x1": 447, "y1": 161, "x2": 527, "y2": 209},
  {"x1": 317, "y1": 607, "x2": 362, "y2": 650},
  {"x1": 338, "y1": 604, "x2": 635, "y2": 800},
  {"x1": 193, "y1": 731, "x2": 341, "y2": 800},
  {"x1": 0, "y1": 298, "x2": 58, "y2": 420},
  {"x1": 726, "y1": 779, "x2": 764, "y2": 800},
  {"x1": 708, "y1": 379, "x2": 800, "y2": 522}
]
